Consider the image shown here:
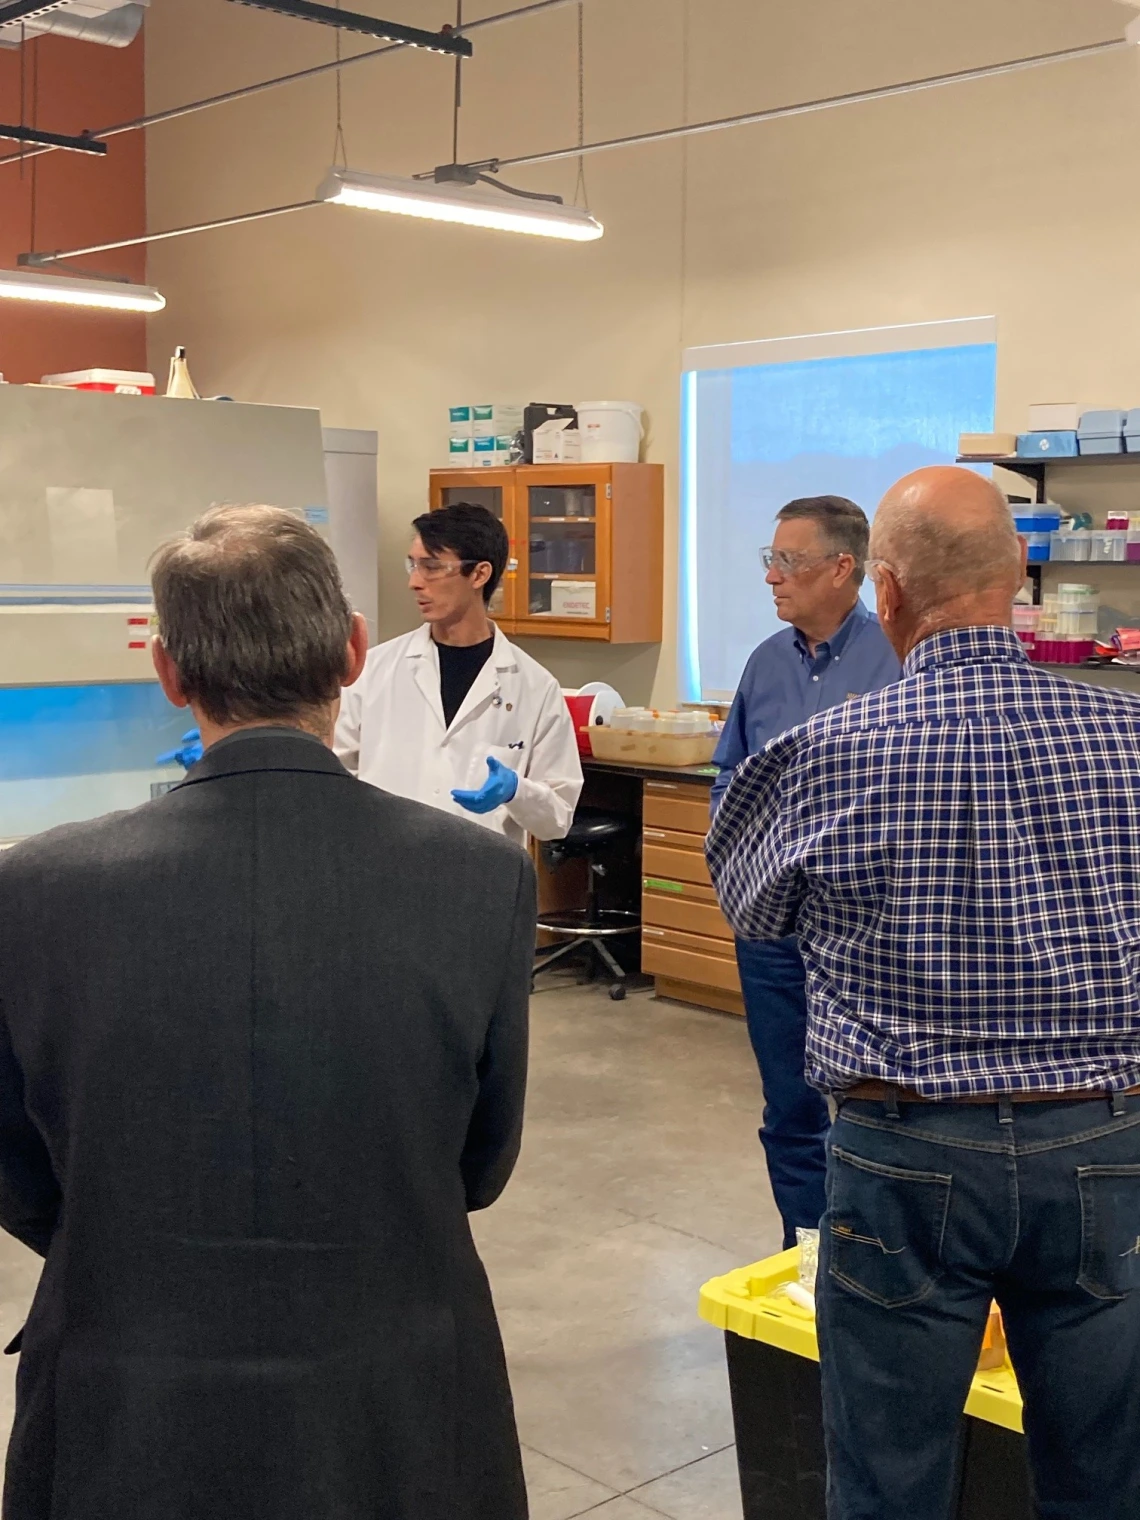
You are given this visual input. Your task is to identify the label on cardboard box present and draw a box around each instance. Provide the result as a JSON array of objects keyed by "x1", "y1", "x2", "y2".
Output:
[{"x1": 448, "y1": 437, "x2": 472, "y2": 461}]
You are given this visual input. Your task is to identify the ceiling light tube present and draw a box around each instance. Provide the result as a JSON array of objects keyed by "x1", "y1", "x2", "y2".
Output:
[
  {"x1": 317, "y1": 167, "x2": 603, "y2": 242},
  {"x1": 0, "y1": 267, "x2": 166, "y2": 313}
]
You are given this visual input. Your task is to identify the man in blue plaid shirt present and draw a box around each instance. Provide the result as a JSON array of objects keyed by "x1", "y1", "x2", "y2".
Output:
[{"x1": 708, "y1": 466, "x2": 1140, "y2": 1520}]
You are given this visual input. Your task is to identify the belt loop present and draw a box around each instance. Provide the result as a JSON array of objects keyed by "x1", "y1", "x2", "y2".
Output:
[
  {"x1": 998, "y1": 1097, "x2": 1014, "y2": 1126},
  {"x1": 1112, "y1": 1091, "x2": 1127, "y2": 1118},
  {"x1": 884, "y1": 1089, "x2": 901, "y2": 1121}
]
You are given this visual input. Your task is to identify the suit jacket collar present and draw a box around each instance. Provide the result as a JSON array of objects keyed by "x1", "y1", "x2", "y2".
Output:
[{"x1": 178, "y1": 727, "x2": 351, "y2": 787}]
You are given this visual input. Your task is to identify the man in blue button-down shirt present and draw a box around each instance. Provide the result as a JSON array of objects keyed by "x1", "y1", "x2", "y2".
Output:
[{"x1": 712, "y1": 496, "x2": 899, "y2": 1248}]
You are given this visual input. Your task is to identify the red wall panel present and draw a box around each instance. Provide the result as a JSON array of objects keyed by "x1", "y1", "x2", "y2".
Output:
[{"x1": 0, "y1": 32, "x2": 147, "y2": 382}]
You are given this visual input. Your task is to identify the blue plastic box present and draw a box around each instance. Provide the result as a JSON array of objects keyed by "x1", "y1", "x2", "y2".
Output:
[
  {"x1": 1017, "y1": 432, "x2": 1078, "y2": 458},
  {"x1": 1013, "y1": 511, "x2": 1060, "y2": 562},
  {"x1": 1078, "y1": 409, "x2": 1125, "y2": 455},
  {"x1": 1124, "y1": 409, "x2": 1140, "y2": 454}
]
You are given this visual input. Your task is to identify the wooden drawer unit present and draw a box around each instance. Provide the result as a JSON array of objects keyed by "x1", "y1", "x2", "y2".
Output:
[
  {"x1": 643, "y1": 881, "x2": 733, "y2": 942},
  {"x1": 642, "y1": 832, "x2": 712, "y2": 887},
  {"x1": 639, "y1": 778, "x2": 741, "y2": 1010},
  {"x1": 641, "y1": 931, "x2": 741, "y2": 994},
  {"x1": 643, "y1": 779, "x2": 713, "y2": 836}
]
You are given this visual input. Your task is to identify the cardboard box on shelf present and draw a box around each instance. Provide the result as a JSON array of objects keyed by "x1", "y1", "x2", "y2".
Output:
[
  {"x1": 41, "y1": 369, "x2": 156, "y2": 395},
  {"x1": 472, "y1": 403, "x2": 524, "y2": 439},
  {"x1": 550, "y1": 578, "x2": 596, "y2": 618},
  {"x1": 533, "y1": 419, "x2": 582, "y2": 463},
  {"x1": 1028, "y1": 403, "x2": 1080, "y2": 433},
  {"x1": 958, "y1": 431, "x2": 1017, "y2": 458},
  {"x1": 448, "y1": 405, "x2": 473, "y2": 438},
  {"x1": 1017, "y1": 431, "x2": 1078, "y2": 458}
]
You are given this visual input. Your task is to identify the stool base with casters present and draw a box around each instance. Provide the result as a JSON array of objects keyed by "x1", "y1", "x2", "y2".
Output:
[
  {"x1": 533, "y1": 908, "x2": 641, "y2": 1000},
  {"x1": 534, "y1": 809, "x2": 641, "y2": 1001}
]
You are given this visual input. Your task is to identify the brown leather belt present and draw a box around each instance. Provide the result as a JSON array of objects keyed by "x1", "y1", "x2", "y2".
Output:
[{"x1": 842, "y1": 1080, "x2": 1140, "y2": 1106}]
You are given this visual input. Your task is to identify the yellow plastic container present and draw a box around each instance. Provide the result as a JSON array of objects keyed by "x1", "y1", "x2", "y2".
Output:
[{"x1": 699, "y1": 1248, "x2": 1024, "y2": 1435}]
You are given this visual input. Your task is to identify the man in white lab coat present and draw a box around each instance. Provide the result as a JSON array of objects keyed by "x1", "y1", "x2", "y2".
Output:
[{"x1": 336, "y1": 503, "x2": 582, "y2": 845}]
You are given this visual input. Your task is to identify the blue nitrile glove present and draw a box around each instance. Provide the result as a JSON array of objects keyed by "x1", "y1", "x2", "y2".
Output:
[
  {"x1": 451, "y1": 755, "x2": 519, "y2": 815},
  {"x1": 156, "y1": 727, "x2": 203, "y2": 770}
]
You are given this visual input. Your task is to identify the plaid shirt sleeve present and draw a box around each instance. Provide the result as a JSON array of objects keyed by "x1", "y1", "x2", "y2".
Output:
[{"x1": 705, "y1": 731, "x2": 805, "y2": 940}]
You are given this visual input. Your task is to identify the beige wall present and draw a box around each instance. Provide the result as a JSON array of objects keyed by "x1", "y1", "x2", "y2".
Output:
[{"x1": 145, "y1": 0, "x2": 1140, "y2": 704}]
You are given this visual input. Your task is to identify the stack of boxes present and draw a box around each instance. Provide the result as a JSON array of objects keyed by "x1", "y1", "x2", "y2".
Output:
[
  {"x1": 1016, "y1": 404, "x2": 1140, "y2": 459},
  {"x1": 1014, "y1": 588, "x2": 1099, "y2": 664},
  {"x1": 447, "y1": 404, "x2": 524, "y2": 468}
]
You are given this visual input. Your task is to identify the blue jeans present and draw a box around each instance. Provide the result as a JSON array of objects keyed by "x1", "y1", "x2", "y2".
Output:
[
  {"x1": 735, "y1": 936, "x2": 830, "y2": 1248},
  {"x1": 818, "y1": 1093, "x2": 1140, "y2": 1520}
]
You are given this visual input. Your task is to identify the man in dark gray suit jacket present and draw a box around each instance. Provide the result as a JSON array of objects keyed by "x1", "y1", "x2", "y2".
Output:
[{"x1": 0, "y1": 506, "x2": 536, "y2": 1520}]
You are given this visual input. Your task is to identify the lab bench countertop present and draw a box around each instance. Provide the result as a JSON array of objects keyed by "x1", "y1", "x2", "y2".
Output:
[{"x1": 581, "y1": 757, "x2": 718, "y2": 786}]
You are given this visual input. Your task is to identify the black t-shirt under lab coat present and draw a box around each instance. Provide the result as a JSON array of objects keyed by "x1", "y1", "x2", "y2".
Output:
[{"x1": 438, "y1": 635, "x2": 495, "y2": 729}]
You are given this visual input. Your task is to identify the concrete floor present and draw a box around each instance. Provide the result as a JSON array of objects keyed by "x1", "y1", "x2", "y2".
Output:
[{"x1": 0, "y1": 981, "x2": 780, "y2": 1518}]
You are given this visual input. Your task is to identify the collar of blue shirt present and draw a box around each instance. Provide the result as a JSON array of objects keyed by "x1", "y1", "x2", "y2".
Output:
[
  {"x1": 792, "y1": 598, "x2": 870, "y2": 663},
  {"x1": 903, "y1": 623, "x2": 1029, "y2": 679}
]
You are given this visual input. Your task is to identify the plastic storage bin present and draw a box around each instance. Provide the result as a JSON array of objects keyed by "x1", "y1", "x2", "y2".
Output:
[
  {"x1": 575, "y1": 401, "x2": 643, "y2": 464},
  {"x1": 1014, "y1": 510, "x2": 1061, "y2": 562},
  {"x1": 1078, "y1": 409, "x2": 1125, "y2": 455},
  {"x1": 1125, "y1": 409, "x2": 1140, "y2": 454},
  {"x1": 1090, "y1": 531, "x2": 1126, "y2": 563},
  {"x1": 1127, "y1": 531, "x2": 1140, "y2": 563},
  {"x1": 1051, "y1": 530, "x2": 1091, "y2": 561},
  {"x1": 699, "y1": 1249, "x2": 1030, "y2": 1520}
]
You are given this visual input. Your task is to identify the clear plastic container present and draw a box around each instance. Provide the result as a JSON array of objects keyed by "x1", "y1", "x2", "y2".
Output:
[
  {"x1": 1090, "y1": 532, "x2": 1126, "y2": 563},
  {"x1": 1051, "y1": 531, "x2": 1091, "y2": 562},
  {"x1": 1012, "y1": 605, "x2": 1041, "y2": 631},
  {"x1": 1127, "y1": 531, "x2": 1140, "y2": 564},
  {"x1": 1056, "y1": 610, "x2": 1098, "y2": 635}
]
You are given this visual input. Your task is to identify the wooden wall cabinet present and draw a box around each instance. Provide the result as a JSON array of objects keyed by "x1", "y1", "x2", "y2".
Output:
[{"x1": 429, "y1": 463, "x2": 663, "y2": 643}]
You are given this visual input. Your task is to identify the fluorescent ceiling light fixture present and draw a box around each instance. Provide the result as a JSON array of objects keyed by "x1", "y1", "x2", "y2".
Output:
[
  {"x1": 0, "y1": 267, "x2": 165, "y2": 312},
  {"x1": 317, "y1": 167, "x2": 604, "y2": 242},
  {"x1": 226, "y1": 0, "x2": 471, "y2": 55}
]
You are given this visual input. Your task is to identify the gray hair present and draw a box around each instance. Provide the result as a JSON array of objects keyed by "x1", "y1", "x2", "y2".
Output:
[
  {"x1": 151, "y1": 505, "x2": 354, "y2": 726},
  {"x1": 776, "y1": 496, "x2": 870, "y2": 585}
]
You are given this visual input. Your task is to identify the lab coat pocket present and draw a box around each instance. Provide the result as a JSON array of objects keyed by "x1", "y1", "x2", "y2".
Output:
[{"x1": 487, "y1": 743, "x2": 525, "y2": 777}]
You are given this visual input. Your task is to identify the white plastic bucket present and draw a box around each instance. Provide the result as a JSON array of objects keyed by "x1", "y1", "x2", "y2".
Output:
[{"x1": 576, "y1": 400, "x2": 644, "y2": 463}]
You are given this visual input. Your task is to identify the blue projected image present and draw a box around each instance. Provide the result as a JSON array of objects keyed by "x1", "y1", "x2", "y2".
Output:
[{"x1": 683, "y1": 341, "x2": 996, "y2": 698}]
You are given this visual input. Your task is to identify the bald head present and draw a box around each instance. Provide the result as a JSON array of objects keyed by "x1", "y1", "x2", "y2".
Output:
[
  {"x1": 868, "y1": 466, "x2": 1025, "y2": 658},
  {"x1": 872, "y1": 466, "x2": 1021, "y2": 612}
]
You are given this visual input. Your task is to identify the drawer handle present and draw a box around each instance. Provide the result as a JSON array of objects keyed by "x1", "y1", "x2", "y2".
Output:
[
  {"x1": 644, "y1": 828, "x2": 668, "y2": 839},
  {"x1": 646, "y1": 782, "x2": 680, "y2": 792},
  {"x1": 643, "y1": 927, "x2": 666, "y2": 937}
]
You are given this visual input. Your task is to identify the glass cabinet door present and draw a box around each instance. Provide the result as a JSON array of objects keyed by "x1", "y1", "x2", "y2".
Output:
[
  {"x1": 435, "y1": 482, "x2": 515, "y2": 619},
  {"x1": 526, "y1": 482, "x2": 598, "y2": 620}
]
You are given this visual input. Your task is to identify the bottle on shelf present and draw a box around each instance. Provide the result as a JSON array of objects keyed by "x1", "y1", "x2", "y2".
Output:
[{"x1": 165, "y1": 346, "x2": 200, "y2": 400}]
